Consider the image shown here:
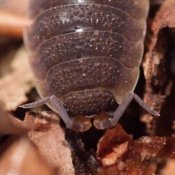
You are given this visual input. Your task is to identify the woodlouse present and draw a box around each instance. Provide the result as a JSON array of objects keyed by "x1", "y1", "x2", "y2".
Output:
[{"x1": 21, "y1": 0, "x2": 159, "y2": 132}]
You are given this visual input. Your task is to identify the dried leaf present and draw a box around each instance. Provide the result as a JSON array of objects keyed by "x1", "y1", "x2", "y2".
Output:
[
  {"x1": 97, "y1": 125, "x2": 175, "y2": 175},
  {"x1": 97, "y1": 124, "x2": 132, "y2": 162},
  {"x1": 0, "y1": 139, "x2": 55, "y2": 175},
  {"x1": 25, "y1": 112, "x2": 75, "y2": 175},
  {"x1": 0, "y1": 47, "x2": 34, "y2": 111}
]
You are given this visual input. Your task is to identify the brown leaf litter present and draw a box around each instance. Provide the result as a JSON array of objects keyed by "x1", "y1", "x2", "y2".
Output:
[
  {"x1": 97, "y1": 124, "x2": 175, "y2": 175},
  {"x1": 0, "y1": 138, "x2": 56, "y2": 175},
  {"x1": 0, "y1": 107, "x2": 30, "y2": 134},
  {"x1": 0, "y1": 47, "x2": 34, "y2": 111},
  {"x1": 25, "y1": 112, "x2": 75, "y2": 175},
  {"x1": 142, "y1": 0, "x2": 175, "y2": 135}
]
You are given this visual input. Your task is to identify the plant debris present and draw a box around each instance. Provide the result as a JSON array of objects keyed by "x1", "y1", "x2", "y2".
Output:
[
  {"x1": 0, "y1": 47, "x2": 34, "y2": 111},
  {"x1": 97, "y1": 125, "x2": 175, "y2": 175},
  {"x1": 26, "y1": 112, "x2": 75, "y2": 175},
  {"x1": 0, "y1": 138, "x2": 56, "y2": 175},
  {"x1": 142, "y1": 0, "x2": 175, "y2": 135}
]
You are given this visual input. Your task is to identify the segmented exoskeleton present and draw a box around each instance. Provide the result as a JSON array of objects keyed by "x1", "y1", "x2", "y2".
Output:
[{"x1": 22, "y1": 0, "x2": 159, "y2": 132}]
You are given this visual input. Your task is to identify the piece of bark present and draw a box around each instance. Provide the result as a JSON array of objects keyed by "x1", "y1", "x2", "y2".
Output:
[
  {"x1": 142, "y1": 0, "x2": 175, "y2": 135},
  {"x1": 0, "y1": 138, "x2": 56, "y2": 175},
  {"x1": 25, "y1": 112, "x2": 75, "y2": 175}
]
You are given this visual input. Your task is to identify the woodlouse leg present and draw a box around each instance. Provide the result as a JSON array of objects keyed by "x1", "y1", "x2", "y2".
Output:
[
  {"x1": 20, "y1": 95, "x2": 91, "y2": 131},
  {"x1": 94, "y1": 92, "x2": 160, "y2": 129},
  {"x1": 49, "y1": 95, "x2": 73, "y2": 129},
  {"x1": 49, "y1": 95, "x2": 92, "y2": 131}
]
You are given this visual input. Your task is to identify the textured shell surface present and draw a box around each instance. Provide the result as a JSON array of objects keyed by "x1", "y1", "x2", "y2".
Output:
[{"x1": 25, "y1": 0, "x2": 149, "y2": 115}]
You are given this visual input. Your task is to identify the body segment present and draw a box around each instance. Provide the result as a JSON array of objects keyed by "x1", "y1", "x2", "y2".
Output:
[{"x1": 23, "y1": 0, "x2": 157, "y2": 131}]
